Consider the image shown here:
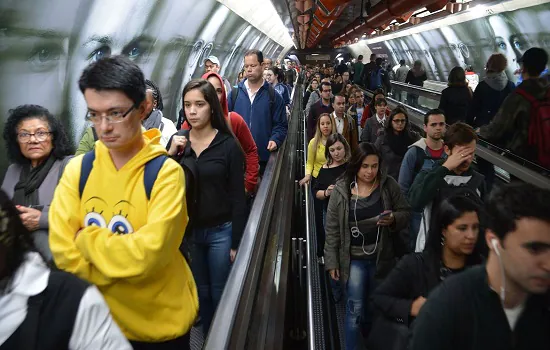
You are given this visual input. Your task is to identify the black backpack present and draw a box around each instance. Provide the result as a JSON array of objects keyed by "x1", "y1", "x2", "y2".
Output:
[
  {"x1": 231, "y1": 85, "x2": 276, "y2": 116},
  {"x1": 434, "y1": 172, "x2": 485, "y2": 210}
]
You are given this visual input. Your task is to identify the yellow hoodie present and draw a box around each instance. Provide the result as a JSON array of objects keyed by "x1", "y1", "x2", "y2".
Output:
[{"x1": 49, "y1": 129, "x2": 198, "y2": 342}]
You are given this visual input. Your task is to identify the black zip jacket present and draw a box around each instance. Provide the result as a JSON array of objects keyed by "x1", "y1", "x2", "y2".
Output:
[
  {"x1": 182, "y1": 131, "x2": 246, "y2": 249},
  {"x1": 410, "y1": 265, "x2": 550, "y2": 350}
]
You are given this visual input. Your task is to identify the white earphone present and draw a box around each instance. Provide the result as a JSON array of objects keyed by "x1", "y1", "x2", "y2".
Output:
[
  {"x1": 492, "y1": 238, "x2": 506, "y2": 303},
  {"x1": 350, "y1": 177, "x2": 380, "y2": 256}
]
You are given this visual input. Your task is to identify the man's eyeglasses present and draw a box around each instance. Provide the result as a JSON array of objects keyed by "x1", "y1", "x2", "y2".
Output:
[
  {"x1": 17, "y1": 130, "x2": 52, "y2": 143},
  {"x1": 85, "y1": 105, "x2": 135, "y2": 124}
]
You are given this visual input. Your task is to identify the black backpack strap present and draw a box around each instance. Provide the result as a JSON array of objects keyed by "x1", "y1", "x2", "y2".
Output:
[
  {"x1": 91, "y1": 126, "x2": 98, "y2": 141},
  {"x1": 143, "y1": 155, "x2": 168, "y2": 201},
  {"x1": 79, "y1": 151, "x2": 96, "y2": 198},
  {"x1": 268, "y1": 84, "x2": 276, "y2": 116},
  {"x1": 20, "y1": 293, "x2": 44, "y2": 350},
  {"x1": 231, "y1": 87, "x2": 239, "y2": 111}
]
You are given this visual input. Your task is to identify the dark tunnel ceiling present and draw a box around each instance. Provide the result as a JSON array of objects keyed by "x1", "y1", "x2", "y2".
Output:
[{"x1": 273, "y1": 0, "x2": 453, "y2": 49}]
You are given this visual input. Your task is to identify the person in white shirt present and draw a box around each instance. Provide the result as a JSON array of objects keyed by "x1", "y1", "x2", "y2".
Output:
[
  {"x1": 142, "y1": 79, "x2": 177, "y2": 148},
  {"x1": 0, "y1": 189, "x2": 131, "y2": 350}
]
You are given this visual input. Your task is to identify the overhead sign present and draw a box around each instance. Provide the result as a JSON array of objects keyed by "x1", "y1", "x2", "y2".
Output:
[{"x1": 306, "y1": 54, "x2": 330, "y2": 61}]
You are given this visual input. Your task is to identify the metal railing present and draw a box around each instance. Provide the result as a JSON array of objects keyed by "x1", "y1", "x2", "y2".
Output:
[{"x1": 362, "y1": 84, "x2": 550, "y2": 189}]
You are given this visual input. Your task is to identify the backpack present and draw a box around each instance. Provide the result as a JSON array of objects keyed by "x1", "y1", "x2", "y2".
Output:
[
  {"x1": 435, "y1": 173, "x2": 485, "y2": 209},
  {"x1": 413, "y1": 147, "x2": 445, "y2": 178},
  {"x1": 515, "y1": 88, "x2": 550, "y2": 169},
  {"x1": 231, "y1": 84, "x2": 276, "y2": 116},
  {"x1": 78, "y1": 150, "x2": 168, "y2": 201},
  {"x1": 369, "y1": 67, "x2": 383, "y2": 90}
]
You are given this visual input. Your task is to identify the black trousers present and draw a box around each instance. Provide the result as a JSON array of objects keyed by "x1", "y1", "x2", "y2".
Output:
[{"x1": 130, "y1": 332, "x2": 191, "y2": 350}]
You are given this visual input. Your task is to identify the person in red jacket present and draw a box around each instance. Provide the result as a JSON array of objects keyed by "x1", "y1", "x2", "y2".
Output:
[{"x1": 182, "y1": 72, "x2": 259, "y2": 194}]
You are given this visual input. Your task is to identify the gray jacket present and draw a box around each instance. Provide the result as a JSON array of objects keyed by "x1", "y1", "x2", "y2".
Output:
[
  {"x1": 1, "y1": 157, "x2": 71, "y2": 230},
  {"x1": 361, "y1": 116, "x2": 386, "y2": 144},
  {"x1": 324, "y1": 170, "x2": 411, "y2": 285}
]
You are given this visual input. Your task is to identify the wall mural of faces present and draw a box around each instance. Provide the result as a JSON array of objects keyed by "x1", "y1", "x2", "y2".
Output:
[
  {"x1": 0, "y1": 0, "x2": 283, "y2": 175},
  {"x1": 367, "y1": 3, "x2": 550, "y2": 84}
]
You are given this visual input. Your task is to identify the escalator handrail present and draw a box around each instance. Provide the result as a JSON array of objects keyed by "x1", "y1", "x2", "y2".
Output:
[
  {"x1": 361, "y1": 88, "x2": 550, "y2": 189},
  {"x1": 303, "y1": 109, "x2": 316, "y2": 350},
  {"x1": 389, "y1": 80, "x2": 443, "y2": 100}
]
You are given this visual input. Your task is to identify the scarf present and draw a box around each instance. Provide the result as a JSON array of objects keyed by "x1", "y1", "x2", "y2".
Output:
[
  {"x1": 386, "y1": 131, "x2": 413, "y2": 157},
  {"x1": 12, "y1": 154, "x2": 57, "y2": 207},
  {"x1": 485, "y1": 71, "x2": 509, "y2": 91},
  {"x1": 142, "y1": 109, "x2": 164, "y2": 131}
]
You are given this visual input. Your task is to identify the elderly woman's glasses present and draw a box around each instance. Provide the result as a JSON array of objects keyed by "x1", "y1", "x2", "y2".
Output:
[
  {"x1": 85, "y1": 105, "x2": 135, "y2": 124},
  {"x1": 17, "y1": 130, "x2": 51, "y2": 143}
]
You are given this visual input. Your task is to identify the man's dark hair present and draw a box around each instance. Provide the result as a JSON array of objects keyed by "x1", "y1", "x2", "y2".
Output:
[
  {"x1": 320, "y1": 81, "x2": 332, "y2": 90},
  {"x1": 443, "y1": 122, "x2": 478, "y2": 150},
  {"x1": 370, "y1": 54, "x2": 376, "y2": 61},
  {"x1": 244, "y1": 49, "x2": 264, "y2": 64},
  {"x1": 486, "y1": 183, "x2": 550, "y2": 241},
  {"x1": 358, "y1": 55, "x2": 364, "y2": 61},
  {"x1": 375, "y1": 98, "x2": 387, "y2": 106},
  {"x1": 400, "y1": 59, "x2": 405, "y2": 65},
  {"x1": 424, "y1": 108, "x2": 446, "y2": 125},
  {"x1": 78, "y1": 55, "x2": 146, "y2": 106},
  {"x1": 520, "y1": 47, "x2": 549, "y2": 77},
  {"x1": 375, "y1": 57, "x2": 383, "y2": 67},
  {"x1": 145, "y1": 79, "x2": 164, "y2": 111},
  {"x1": 3, "y1": 104, "x2": 73, "y2": 164},
  {"x1": 334, "y1": 94, "x2": 346, "y2": 102}
]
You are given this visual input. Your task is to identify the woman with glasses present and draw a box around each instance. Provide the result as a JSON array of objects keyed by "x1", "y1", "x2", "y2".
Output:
[
  {"x1": 1, "y1": 104, "x2": 72, "y2": 261},
  {"x1": 375, "y1": 106, "x2": 421, "y2": 180}
]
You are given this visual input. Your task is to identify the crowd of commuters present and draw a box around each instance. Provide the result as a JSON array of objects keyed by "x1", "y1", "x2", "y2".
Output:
[
  {"x1": 300, "y1": 49, "x2": 550, "y2": 350},
  {"x1": 1, "y1": 41, "x2": 549, "y2": 350}
]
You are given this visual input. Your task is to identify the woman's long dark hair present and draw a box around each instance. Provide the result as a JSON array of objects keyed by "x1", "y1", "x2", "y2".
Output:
[
  {"x1": 181, "y1": 79, "x2": 232, "y2": 135},
  {"x1": 424, "y1": 195, "x2": 484, "y2": 267},
  {"x1": 447, "y1": 66, "x2": 468, "y2": 87},
  {"x1": 342, "y1": 142, "x2": 382, "y2": 194},
  {"x1": 3, "y1": 105, "x2": 73, "y2": 164},
  {"x1": 0, "y1": 190, "x2": 40, "y2": 292}
]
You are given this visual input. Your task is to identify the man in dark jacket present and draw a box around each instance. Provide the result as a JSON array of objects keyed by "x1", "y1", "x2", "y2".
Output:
[
  {"x1": 228, "y1": 49, "x2": 288, "y2": 174},
  {"x1": 411, "y1": 183, "x2": 550, "y2": 350},
  {"x1": 307, "y1": 81, "x2": 333, "y2": 141},
  {"x1": 408, "y1": 122, "x2": 486, "y2": 252},
  {"x1": 479, "y1": 47, "x2": 549, "y2": 162},
  {"x1": 361, "y1": 54, "x2": 378, "y2": 89}
]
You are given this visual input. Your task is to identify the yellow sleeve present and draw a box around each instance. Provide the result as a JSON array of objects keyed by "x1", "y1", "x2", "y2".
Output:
[
  {"x1": 74, "y1": 160, "x2": 187, "y2": 283},
  {"x1": 49, "y1": 156, "x2": 113, "y2": 286},
  {"x1": 305, "y1": 139, "x2": 316, "y2": 176}
]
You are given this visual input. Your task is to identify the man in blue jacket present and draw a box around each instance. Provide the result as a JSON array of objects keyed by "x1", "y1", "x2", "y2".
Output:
[{"x1": 228, "y1": 49, "x2": 288, "y2": 175}]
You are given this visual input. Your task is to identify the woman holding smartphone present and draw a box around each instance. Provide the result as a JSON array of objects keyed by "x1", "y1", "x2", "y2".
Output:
[{"x1": 324, "y1": 142, "x2": 410, "y2": 350}]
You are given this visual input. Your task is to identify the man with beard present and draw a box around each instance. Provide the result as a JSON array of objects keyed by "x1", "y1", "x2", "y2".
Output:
[{"x1": 411, "y1": 183, "x2": 550, "y2": 350}]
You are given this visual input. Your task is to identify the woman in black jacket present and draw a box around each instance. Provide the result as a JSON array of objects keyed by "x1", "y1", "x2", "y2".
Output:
[
  {"x1": 170, "y1": 79, "x2": 246, "y2": 335},
  {"x1": 370, "y1": 196, "x2": 483, "y2": 343},
  {"x1": 374, "y1": 106, "x2": 421, "y2": 180},
  {"x1": 439, "y1": 67, "x2": 473, "y2": 125}
]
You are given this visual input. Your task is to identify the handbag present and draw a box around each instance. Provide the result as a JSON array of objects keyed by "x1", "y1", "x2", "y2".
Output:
[{"x1": 366, "y1": 314, "x2": 410, "y2": 350}]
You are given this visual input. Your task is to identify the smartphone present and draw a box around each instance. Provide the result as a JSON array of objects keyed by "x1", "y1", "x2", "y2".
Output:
[
  {"x1": 29, "y1": 205, "x2": 44, "y2": 211},
  {"x1": 379, "y1": 210, "x2": 392, "y2": 218}
]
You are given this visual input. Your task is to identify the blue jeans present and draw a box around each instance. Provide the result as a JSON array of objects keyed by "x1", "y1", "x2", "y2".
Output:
[
  {"x1": 345, "y1": 259, "x2": 377, "y2": 350},
  {"x1": 189, "y1": 221, "x2": 232, "y2": 335}
]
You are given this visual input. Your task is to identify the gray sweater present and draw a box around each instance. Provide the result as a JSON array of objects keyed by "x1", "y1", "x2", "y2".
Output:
[{"x1": 1, "y1": 157, "x2": 71, "y2": 230}]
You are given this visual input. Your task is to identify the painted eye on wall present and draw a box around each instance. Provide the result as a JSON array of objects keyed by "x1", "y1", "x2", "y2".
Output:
[
  {"x1": 84, "y1": 212, "x2": 107, "y2": 228},
  {"x1": 27, "y1": 42, "x2": 64, "y2": 73},
  {"x1": 88, "y1": 46, "x2": 111, "y2": 62},
  {"x1": 108, "y1": 215, "x2": 134, "y2": 235}
]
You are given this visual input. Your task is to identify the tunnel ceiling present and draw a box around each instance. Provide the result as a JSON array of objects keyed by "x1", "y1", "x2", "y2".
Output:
[{"x1": 278, "y1": 0, "x2": 452, "y2": 49}]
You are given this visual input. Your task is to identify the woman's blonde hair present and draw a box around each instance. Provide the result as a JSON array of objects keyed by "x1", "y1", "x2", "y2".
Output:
[{"x1": 312, "y1": 113, "x2": 336, "y2": 164}]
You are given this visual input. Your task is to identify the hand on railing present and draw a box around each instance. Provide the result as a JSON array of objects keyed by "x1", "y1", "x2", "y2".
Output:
[{"x1": 299, "y1": 174, "x2": 312, "y2": 186}]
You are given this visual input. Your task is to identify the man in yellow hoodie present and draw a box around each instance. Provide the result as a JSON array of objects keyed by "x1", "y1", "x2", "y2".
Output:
[{"x1": 48, "y1": 55, "x2": 198, "y2": 349}]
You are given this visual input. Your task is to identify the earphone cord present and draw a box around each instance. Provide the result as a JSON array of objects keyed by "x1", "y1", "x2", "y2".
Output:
[{"x1": 350, "y1": 181, "x2": 381, "y2": 256}]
